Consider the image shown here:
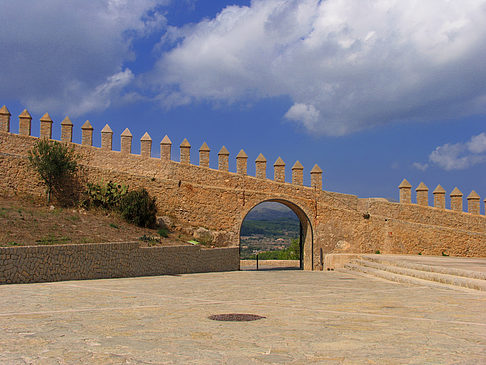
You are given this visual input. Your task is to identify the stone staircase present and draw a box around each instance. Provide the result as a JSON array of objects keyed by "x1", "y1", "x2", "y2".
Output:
[{"x1": 343, "y1": 255, "x2": 486, "y2": 292}]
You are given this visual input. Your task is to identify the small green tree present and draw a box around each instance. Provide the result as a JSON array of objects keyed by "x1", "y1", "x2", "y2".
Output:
[{"x1": 28, "y1": 139, "x2": 78, "y2": 203}]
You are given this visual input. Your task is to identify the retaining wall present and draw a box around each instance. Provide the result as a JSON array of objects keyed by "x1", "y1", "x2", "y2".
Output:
[{"x1": 0, "y1": 243, "x2": 239, "y2": 284}]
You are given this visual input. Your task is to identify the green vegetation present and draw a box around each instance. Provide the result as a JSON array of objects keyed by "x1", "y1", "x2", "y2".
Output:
[
  {"x1": 120, "y1": 188, "x2": 157, "y2": 228},
  {"x1": 109, "y1": 223, "x2": 119, "y2": 229},
  {"x1": 240, "y1": 218, "x2": 299, "y2": 236},
  {"x1": 83, "y1": 181, "x2": 128, "y2": 210},
  {"x1": 139, "y1": 234, "x2": 159, "y2": 246},
  {"x1": 240, "y1": 204, "x2": 300, "y2": 260},
  {"x1": 83, "y1": 181, "x2": 157, "y2": 229},
  {"x1": 0, "y1": 208, "x2": 8, "y2": 218},
  {"x1": 249, "y1": 239, "x2": 300, "y2": 260},
  {"x1": 35, "y1": 234, "x2": 71, "y2": 245},
  {"x1": 28, "y1": 138, "x2": 78, "y2": 204},
  {"x1": 375, "y1": 250, "x2": 381, "y2": 254},
  {"x1": 158, "y1": 228, "x2": 169, "y2": 238},
  {"x1": 66, "y1": 215, "x2": 80, "y2": 222}
]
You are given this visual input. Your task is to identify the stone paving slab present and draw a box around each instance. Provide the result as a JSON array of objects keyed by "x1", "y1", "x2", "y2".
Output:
[{"x1": 1, "y1": 270, "x2": 485, "y2": 364}]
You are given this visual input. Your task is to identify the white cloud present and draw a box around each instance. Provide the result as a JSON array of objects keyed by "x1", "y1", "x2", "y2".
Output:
[
  {"x1": 0, "y1": 0, "x2": 169, "y2": 116},
  {"x1": 467, "y1": 132, "x2": 486, "y2": 153},
  {"x1": 415, "y1": 133, "x2": 486, "y2": 171},
  {"x1": 284, "y1": 103, "x2": 320, "y2": 129},
  {"x1": 412, "y1": 162, "x2": 429, "y2": 171},
  {"x1": 153, "y1": 0, "x2": 486, "y2": 135},
  {"x1": 68, "y1": 69, "x2": 135, "y2": 116}
]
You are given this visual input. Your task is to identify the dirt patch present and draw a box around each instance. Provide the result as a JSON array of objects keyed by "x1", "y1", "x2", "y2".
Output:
[{"x1": 0, "y1": 196, "x2": 193, "y2": 247}]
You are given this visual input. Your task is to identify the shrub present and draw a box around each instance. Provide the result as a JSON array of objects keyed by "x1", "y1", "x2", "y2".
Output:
[
  {"x1": 28, "y1": 139, "x2": 78, "y2": 204},
  {"x1": 158, "y1": 228, "x2": 169, "y2": 238},
  {"x1": 119, "y1": 188, "x2": 157, "y2": 228},
  {"x1": 83, "y1": 181, "x2": 128, "y2": 210}
]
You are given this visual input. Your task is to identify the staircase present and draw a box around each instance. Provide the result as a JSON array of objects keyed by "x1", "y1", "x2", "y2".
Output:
[{"x1": 343, "y1": 255, "x2": 486, "y2": 292}]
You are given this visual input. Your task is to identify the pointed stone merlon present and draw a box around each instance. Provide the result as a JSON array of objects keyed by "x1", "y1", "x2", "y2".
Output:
[
  {"x1": 180, "y1": 138, "x2": 191, "y2": 164},
  {"x1": 19, "y1": 109, "x2": 32, "y2": 136},
  {"x1": 61, "y1": 117, "x2": 73, "y2": 142},
  {"x1": 398, "y1": 179, "x2": 412, "y2": 204},
  {"x1": 416, "y1": 182, "x2": 429, "y2": 206},
  {"x1": 310, "y1": 164, "x2": 323, "y2": 190},
  {"x1": 81, "y1": 120, "x2": 93, "y2": 146},
  {"x1": 199, "y1": 142, "x2": 210, "y2": 168},
  {"x1": 218, "y1": 146, "x2": 229, "y2": 172},
  {"x1": 274, "y1": 157, "x2": 285, "y2": 183},
  {"x1": 255, "y1": 154, "x2": 267, "y2": 179},
  {"x1": 292, "y1": 161, "x2": 304, "y2": 186},
  {"x1": 236, "y1": 149, "x2": 248, "y2": 175},
  {"x1": 120, "y1": 128, "x2": 132, "y2": 154},
  {"x1": 433, "y1": 184, "x2": 446, "y2": 209},
  {"x1": 0, "y1": 105, "x2": 11, "y2": 132},
  {"x1": 450, "y1": 187, "x2": 463, "y2": 212},
  {"x1": 39, "y1": 113, "x2": 53, "y2": 139},
  {"x1": 467, "y1": 190, "x2": 481, "y2": 215},
  {"x1": 101, "y1": 124, "x2": 113, "y2": 150},
  {"x1": 160, "y1": 135, "x2": 172, "y2": 161},
  {"x1": 140, "y1": 132, "x2": 152, "y2": 158}
]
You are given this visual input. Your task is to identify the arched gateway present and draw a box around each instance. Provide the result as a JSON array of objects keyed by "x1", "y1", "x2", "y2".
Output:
[
  {"x1": 1, "y1": 108, "x2": 485, "y2": 277},
  {"x1": 239, "y1": 199, "x2": 314, "y2": 270}
]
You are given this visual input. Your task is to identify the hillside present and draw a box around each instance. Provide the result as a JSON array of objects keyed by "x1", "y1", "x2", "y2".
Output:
[
  {"x1": 240, "y1": 202, "x2": 300, "y2": 259},
  {"x1": 0, "y1": 196, "x2": 191, "y2": 247}
]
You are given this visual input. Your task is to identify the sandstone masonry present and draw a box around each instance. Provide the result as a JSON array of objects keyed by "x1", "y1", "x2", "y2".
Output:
[
  {"x1": 0, "y1": 243, "x2": 239, "y2": 284},
  {"x1": 0, "y1": 106, "x2": 485, "y2": 274}
]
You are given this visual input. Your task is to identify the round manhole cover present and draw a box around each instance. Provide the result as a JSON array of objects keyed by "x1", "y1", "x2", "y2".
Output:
[{"x1": 208, "y1": 313, "x2": 266, "y2": 322}]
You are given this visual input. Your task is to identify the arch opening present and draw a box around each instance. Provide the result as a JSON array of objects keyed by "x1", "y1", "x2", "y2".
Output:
[{"x1": 239, "y1": 199, "x2": 313, "y2": 270}]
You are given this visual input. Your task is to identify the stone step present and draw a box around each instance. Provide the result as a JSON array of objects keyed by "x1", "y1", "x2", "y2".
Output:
[
  {"x1": 354, "y1": 259, "x2": 486, "y2": 291},
  {"x1": 360, "y1": 255, "x2": 486, "y2": 281},
  {"x1": 343, "y1": 263, "x2": 483, "y2": 292},
  {"x1": 344, "y1": 259, "x2": 486, "y2": 291}
]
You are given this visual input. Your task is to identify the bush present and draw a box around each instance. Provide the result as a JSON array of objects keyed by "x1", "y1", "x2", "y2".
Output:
[
  {"x1": 28, "y1": 139, "x2": 78, "y2": 204},
  {"x1": 119, "y1": 188, "x2": 157, "y2": 228},
  {"x1": 83, "y1": 181, "x2": 128, "y2": 210},
  {"x1": 158, "y1": 228, "x2": 169, "y2": 238}
]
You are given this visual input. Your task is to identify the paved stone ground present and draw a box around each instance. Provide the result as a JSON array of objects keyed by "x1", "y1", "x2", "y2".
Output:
[{"x1": 1, "y1": 269, "x2": 485, "y2": 364}]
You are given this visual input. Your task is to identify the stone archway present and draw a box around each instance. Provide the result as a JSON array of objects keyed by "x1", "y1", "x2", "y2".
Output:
[{"x1": 239, "y1": 199, "x2": 314, "y2": 270}]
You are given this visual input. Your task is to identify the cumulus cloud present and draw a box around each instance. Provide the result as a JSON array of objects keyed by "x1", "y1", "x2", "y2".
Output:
[
  {"x1": 153, "y1": 0, "x2": 486, "y2": 135},
  {"x1": 0, "y1": 0, "x2": 168, "y2": 116},
  {"x1": 467, "y1": 132, "x2": 486, "y2": 154},
  {"x1": 414, "y1": 133, "x2": 486, "y2": 171},
  {"x1": 284, "y1": 103, "x2": 320, "y2": 129}
]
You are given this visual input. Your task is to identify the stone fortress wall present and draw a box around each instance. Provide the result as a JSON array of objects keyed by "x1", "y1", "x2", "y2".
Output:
[{"x1": 0, "y1": 106, "x2": 485, "y2": 274}]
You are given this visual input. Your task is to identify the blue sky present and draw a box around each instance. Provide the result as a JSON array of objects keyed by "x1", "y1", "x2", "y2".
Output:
[{"x1": 1, "y1": 0, "x2": 485, "y2": 211}]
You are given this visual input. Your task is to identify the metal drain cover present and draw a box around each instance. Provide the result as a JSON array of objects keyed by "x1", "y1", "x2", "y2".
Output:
[{"x1": 208, "y1": 313, "x2": 266, "y2": 322}]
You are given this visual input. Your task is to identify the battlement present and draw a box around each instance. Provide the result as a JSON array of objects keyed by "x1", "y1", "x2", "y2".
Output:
[
  {"x1": 1, "y1": 105, "x2": 485, "y2": 262},
  {"x1": 0, "y1": 106, "x2": 322, "y2": 189},
  {"x1": 398, "y1": 178, "x2": 485, "y2": 216}
]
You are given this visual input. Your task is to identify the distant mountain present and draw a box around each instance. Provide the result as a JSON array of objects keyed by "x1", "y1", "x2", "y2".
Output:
[{"x1": 245, "y1": 202, "x2": 299, "y2": 221}]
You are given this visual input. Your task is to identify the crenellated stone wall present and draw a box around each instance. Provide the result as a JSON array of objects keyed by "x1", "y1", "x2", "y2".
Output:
[{"x1": 0, "y1": 106, "x2": 485, "y2": 273}]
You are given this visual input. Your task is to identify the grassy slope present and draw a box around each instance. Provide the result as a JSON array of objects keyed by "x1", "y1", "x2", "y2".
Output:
[{"x1": 0, "y1": 196, "x2": 191, "y2": 247}]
